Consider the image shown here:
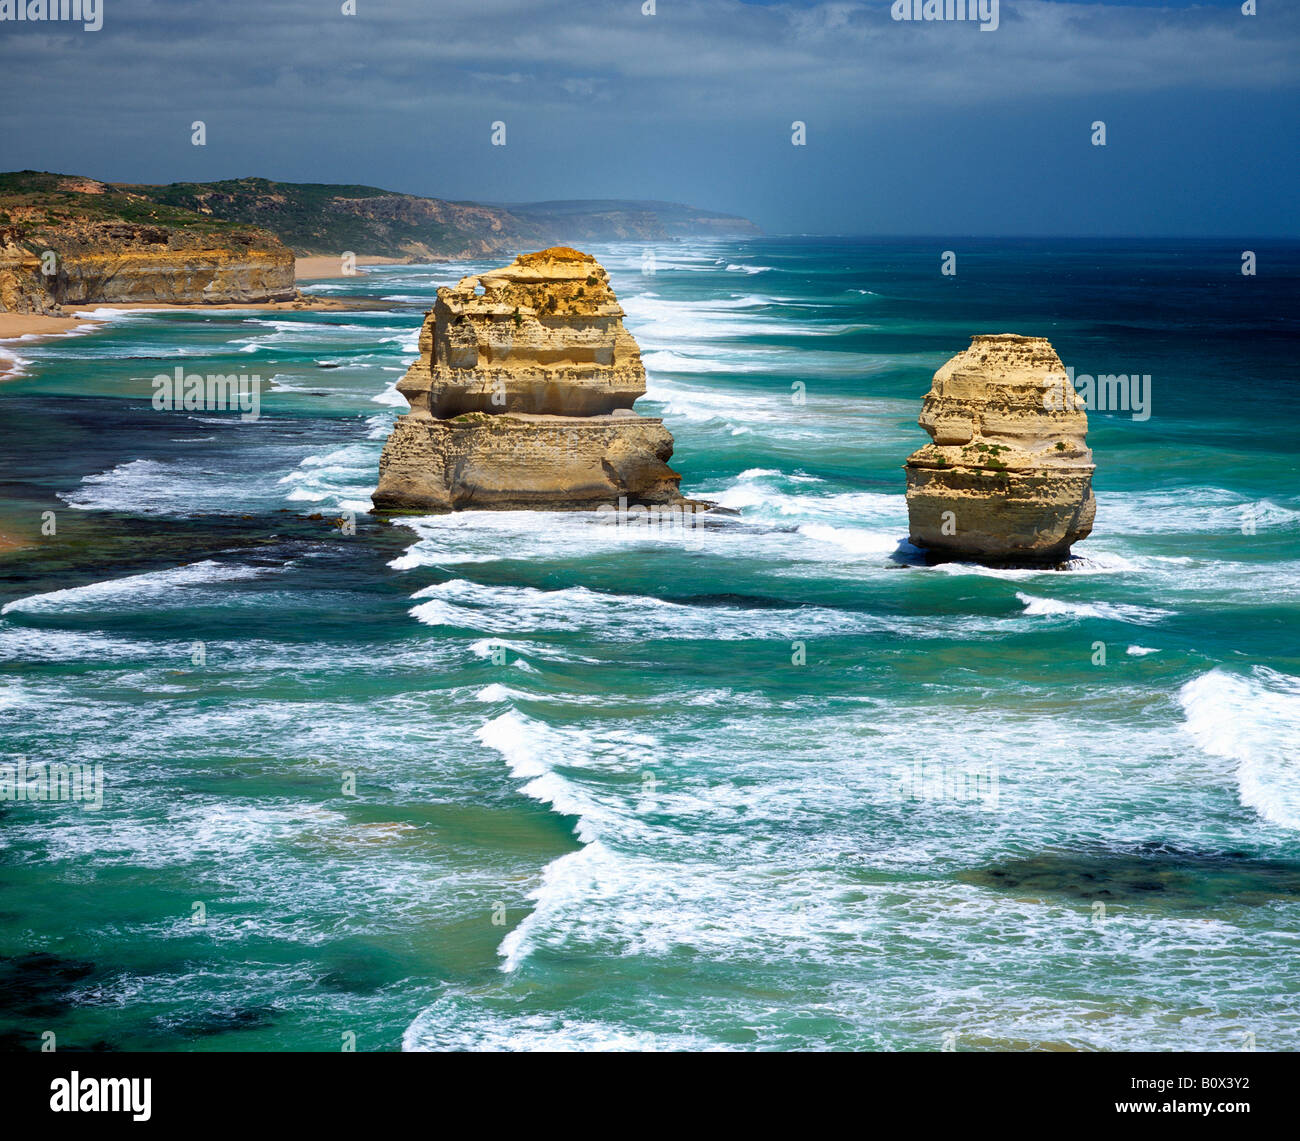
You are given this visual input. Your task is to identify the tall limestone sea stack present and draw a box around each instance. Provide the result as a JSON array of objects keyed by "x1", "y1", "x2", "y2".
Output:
[
  {"x1": 373, "y1": 247, "x2": 685, "y2": 512},
  {"x1": 904, "y1": 334, "x2": 1096, "y2": 565}
]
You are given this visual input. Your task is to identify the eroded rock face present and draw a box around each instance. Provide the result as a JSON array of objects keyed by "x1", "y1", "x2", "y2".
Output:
[
  {"x1": 0, "y1": 222, "x2": 296, "y2": 311},
  {"x1": 0, "y1": 237, "x2": 59, "y2": 315},
  {"x1": 373, "y1": 247, "x2": 685, "y2": 511},
  {"x1": 904, "y1": 334, "x2": 1096, "y2": 565},
  {"x1": 52, "y1": 246, "x2": 296, "y2": 305}
]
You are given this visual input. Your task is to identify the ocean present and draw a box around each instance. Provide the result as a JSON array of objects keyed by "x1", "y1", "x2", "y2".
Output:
[{"x1": 1, "y1": 237, "x2": 1298, "y2": 1051}]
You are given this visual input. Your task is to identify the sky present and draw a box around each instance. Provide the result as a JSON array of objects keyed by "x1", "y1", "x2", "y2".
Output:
[{"x1": 0, "y1": 0, "x2": 1296, "y2": 235}]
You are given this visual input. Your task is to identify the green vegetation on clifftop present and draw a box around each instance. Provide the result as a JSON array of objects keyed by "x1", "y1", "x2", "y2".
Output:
[{"x1": 0, "y1": 171, "x2": 762, "y2": 261}]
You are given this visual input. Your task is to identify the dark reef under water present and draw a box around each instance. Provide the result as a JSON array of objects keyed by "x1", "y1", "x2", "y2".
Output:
[{"x1": 962, "y1": 842, "x2": 1300, "y2": 910}]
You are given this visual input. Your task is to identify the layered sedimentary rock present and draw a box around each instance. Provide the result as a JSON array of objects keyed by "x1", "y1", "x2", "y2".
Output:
[
  {"x1": 49, "y1": 239, "x2": 296, "y2": 305},
  {"x1": 904, "y1": 334, "x2": 1096, "y2": 565},
  {"x1": 36, "y1": 223, "x2": 294, "y2": 307},
  {"x1": 0, "y1": 220, "x2": 296, "y2": 313},
  {"x1": 0, "y1": 236, "x2": 58, "y2": 314},
  {"x1": 373, "y1": 247, "x2": 684, "y2": 511}
]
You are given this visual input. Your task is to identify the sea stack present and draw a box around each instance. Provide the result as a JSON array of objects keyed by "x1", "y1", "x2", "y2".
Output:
[
  {"x1": 904, "y1": 334, "x2": 1096, "y2": 565},
  {"x1": 373, "y1": 247, "x2": 685, "y2": 512}
]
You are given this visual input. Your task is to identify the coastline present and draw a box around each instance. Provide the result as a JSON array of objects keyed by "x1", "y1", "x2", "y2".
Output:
[
  {"x1": 0, "y1": 313, "x2": 99, "y2": 382},
  {"x1": 294, "y1": 255, "x2": 409, "y2": 280},
  {"x1": 0, "y1": 312, "x2": 97, "y2": 340},
  {"x1": 0, "y1": 255, "x2": 407, "y2": 380}
]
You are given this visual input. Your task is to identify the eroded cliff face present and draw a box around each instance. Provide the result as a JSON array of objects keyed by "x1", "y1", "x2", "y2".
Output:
[
  {"x1": 0, "y1": 238, "x2": 58, "y2": 314},
  {"x1": 0, "y1": 218, "x2": 296, "y2": 312},
  {"x1": 49, "y1": 235, "x2": 296, "y2": 305},
  {"x1": 904, "y1": 334, "x2": 1096, "y2": 565},
  {"x1": 374, "y1": 247, "x2": 685, "y2": 511}
]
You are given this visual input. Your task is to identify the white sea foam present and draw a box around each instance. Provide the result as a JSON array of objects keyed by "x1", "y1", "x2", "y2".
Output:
[
  {"x1": 60, "y1": 457, "x2": 284, "y2": 516},
  {"x1": 1015, "y1": 592, "x2": 1171, "y2": 625},
  {"x1": 267, "y1": 374, "x2": 319, "y2": 392},
  {"x1": 364, "y1": 414, "x2": 395, "y2": 440},
  {"x1": 387, "y1": 475, "x2": 916, "y2": 580},
  {"x1": 1101, "y1": 489, "x2": 1300, "y2": 535},
  {"x1": 475, "y1": 683, "x2": 517, "y2": 703},
  {"x1": 402, "y1": 996, "x2": 700, "y2": 1051},
  {"x1": 411, "y1": 579, "x2": 862, "y2": 640},
  {"x1": 1, "y1": 314, "x2": 108, "y2": 345},
  {"x1": 1179, "y1": 668, "x2": 1300, "y2": 830},
  {"x1": 926, "y1": 550, "x2": 1143, "y2": 581},
  {"x1": 796, "y1": 522, "x2": 904, "y2": 557},
  {"x1": 496, "y1": 842, "x2": 614, "y2": 972},
  {"x1": 703, "y1": 468, "x2": 905, "y2": 527},
  {"x1": 621, "y1": 292, "x2": 852, "y2": 344},
  {"x1": 1, "y1": 560, "x2": 273, "y2": 616},
  {"x1": 474, "y1": 710, "x2": 638, "y2": 842},
  {"x1": 371, "y1": 380, "x2": 408, "y2": 406},
  {"x1": 278, "y1": 442, "x2": 378, "y2": 510},
  {"x1": 0, "y1": 345, "x2": 31, "y2": 377},
  {"x1": 465, "y1": 636, "x2": 598, "y2": 666},
  {"x1": 35, "y1": 800, "x2": 352, "y2": 871},
  {"x1": 460, "y1": 691, "x2": 1236, "y2": 996},
  {"x1": 474, "y1": 708, "x2": 662, "y2": 971},
  {"x1": 0, "y1": 625, "x2": 184, "y2": 664}
]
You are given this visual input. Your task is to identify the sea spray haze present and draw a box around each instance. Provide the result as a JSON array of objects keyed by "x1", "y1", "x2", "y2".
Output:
[{"x1": 0, "y1": 238, "x2": 1298, "y2": 1051}]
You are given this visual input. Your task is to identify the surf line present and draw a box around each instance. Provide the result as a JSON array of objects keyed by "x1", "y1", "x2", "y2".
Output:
[{"x1": 473, "y1": 705, "x2": 603, "y2": 974}]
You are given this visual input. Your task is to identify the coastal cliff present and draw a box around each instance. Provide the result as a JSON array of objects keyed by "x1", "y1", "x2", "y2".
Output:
[
  {"x1": 1, "y1": 171, "x2": 762, "y2": 310},
  {"x1": 0, "y1": 237, "x2": 55, "y2": 314},
  {"x1": 373, "y1": 247, "x2": 685, "y2": 512},
  {"x1": 0, "y1": 173, "x2": 296, "y2": 312},
  {"x1": 127, "y1": 178, "x2": 762, "y2": 258},
  {"x1": 26, "y1": 223, "x2": 295, "y2": 306},
  {"x1": 904, "y1": 334, "x2": 1096, "y2": 565}
]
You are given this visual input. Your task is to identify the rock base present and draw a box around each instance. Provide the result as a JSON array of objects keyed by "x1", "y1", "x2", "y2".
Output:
[{"x1": 373, "y1": 412, "x2": 683, "y2": 513}]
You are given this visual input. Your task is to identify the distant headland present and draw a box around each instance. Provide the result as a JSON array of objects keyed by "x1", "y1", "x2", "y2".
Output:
[{"x1": 0, "y1": 170, "x2": 761, "y2": 320}]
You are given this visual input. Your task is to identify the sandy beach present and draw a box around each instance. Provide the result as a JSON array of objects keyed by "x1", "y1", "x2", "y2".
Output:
[
  {"x1": 294, "y1": 255, "x2": 409, "y2": 280},
  {"x1": 0, "y1": 312, "x2": 99, "y2": 381},
  {"x1": 0, "y1": 312, "x2": 98, "y2": 341}
]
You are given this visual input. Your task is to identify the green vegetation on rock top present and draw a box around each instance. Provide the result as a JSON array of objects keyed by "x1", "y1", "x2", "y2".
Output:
[{"x1": 0, "y1": 170, "x2": 762, "y2": 260}]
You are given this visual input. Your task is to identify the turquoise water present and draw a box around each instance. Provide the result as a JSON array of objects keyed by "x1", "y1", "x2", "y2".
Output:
[{"x1": 1, "y1": 238, "x2": 1298, "y2": 1051}]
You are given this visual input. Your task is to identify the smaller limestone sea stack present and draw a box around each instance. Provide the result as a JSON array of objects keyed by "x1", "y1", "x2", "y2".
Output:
[
  {"x1": 374, "y1": 247, "x2": 685, "y2": 512},
  {"x1": 904, "y1": 334, "x2": 1096, "y2": 565}
]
